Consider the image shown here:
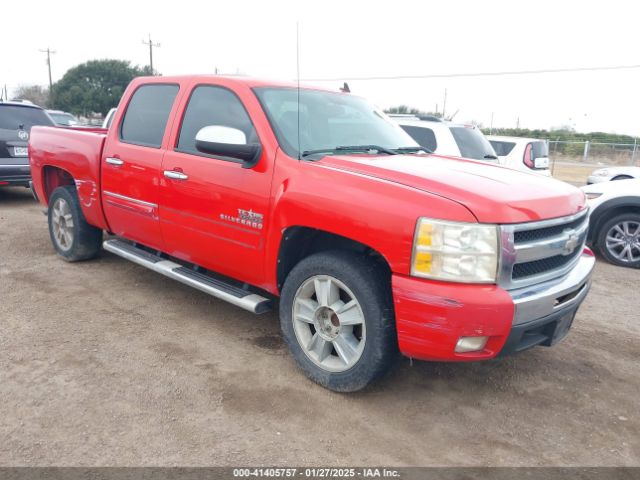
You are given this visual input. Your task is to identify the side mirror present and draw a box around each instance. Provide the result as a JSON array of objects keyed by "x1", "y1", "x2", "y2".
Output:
[{"x1": 195, "y1": 126, "x2": 262, "y2": 168}]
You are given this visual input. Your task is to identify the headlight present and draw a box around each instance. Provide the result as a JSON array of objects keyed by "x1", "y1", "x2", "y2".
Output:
[
  {"x1": 594, "y1": 169, "x2": 609, "y2": 177},
  {"x1": 411, "y1": 218, "x2": 499, "y2": 283},
  {"x1": 585, "y1": 192, "x2": 603, "y2": 200}
]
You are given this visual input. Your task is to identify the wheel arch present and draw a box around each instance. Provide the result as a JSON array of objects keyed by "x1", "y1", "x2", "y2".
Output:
[
  {"x1": 41, "y1": 165, "x2": 75, "y2": 205},
  {"x1": 612, "y1": 175, "x2": 634, "y2": 181},
  {"x1": 589, "y1": 197, "x2": 640, "y2": 245},
  {"x1": 276, "y1": 226, "x2": 392, "y2": 293}
]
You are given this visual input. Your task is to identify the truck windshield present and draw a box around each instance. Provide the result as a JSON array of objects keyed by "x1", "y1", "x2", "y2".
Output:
[{"x1": 253, "y1": 87, "x2": 418, "y2": 159}]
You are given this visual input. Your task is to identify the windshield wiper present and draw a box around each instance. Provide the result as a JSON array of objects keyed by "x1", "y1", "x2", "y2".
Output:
[
  {"x1": 336, "y1": 145, "x2": 400, "y2": 155},
  {"x1": 484, "y1": 154, "x2": 499, "y2": 160},
  {"x1": 301, "y1": 145, "x2": 431, "y2": 158},
  {"x1": 395, "y1": 146, "x2": 432, "y2": 154},
  {"x1": 302, "y1": 145, "x2": 399, "y2": 158}
]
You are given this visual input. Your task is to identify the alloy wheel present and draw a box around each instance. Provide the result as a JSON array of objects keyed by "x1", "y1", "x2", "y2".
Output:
[
  {"x1": 605, "y1": 220, "x2": 640, "y2": 263},
  {"x1": 51, "y1": 198, "x2": 74, "y2": 251},
  {"x1": 292, "y1": 275, "x2": 366, "y2": 373}
]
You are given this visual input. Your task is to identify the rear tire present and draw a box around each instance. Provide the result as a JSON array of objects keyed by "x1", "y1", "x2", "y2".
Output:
[
  {"x1": 48, "y1": 185, "x2": 102, "y2": 262},
  {"x1": 280, "y1": 250, "x2": 397, "y2": 392},
  {"x1": 596, "y1": 212, "x2": 640, "y2": 268}
]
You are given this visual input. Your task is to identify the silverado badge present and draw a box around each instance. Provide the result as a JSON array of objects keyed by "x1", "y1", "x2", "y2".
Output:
[{"x1": 220, "y1": 208, "x2": 264, "y2": 230}]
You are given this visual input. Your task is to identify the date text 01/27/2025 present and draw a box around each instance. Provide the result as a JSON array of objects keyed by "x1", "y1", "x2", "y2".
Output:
[{"x1": 232, "y1": 467, "x2": 401, "y2": 478}]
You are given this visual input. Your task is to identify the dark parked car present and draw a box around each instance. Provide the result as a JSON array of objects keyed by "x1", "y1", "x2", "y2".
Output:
[
  {"x1": 0, "y1": 101, "x2": 55, "y2": 187},
  {"x1": 47, "y1": 110, "x2": 80, "y2": 126}
]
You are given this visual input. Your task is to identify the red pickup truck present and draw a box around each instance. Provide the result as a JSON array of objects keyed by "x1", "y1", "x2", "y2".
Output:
[{"x1": 29, "y1": 75, "x2": 595, "y2": 392}]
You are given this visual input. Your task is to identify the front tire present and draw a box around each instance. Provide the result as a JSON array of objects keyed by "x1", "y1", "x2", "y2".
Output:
[
  {"x1": 596, "y1": 212, "x2": 640, "y2": 268},
  {"x1": 48, "y1": 185, "x2": 102, "y2": 262},
  {"x1": 280, "y1": 251, "x2": 397, "y2": 392}
]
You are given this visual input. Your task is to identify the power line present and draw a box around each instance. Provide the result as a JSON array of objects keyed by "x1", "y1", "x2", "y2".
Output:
[
  {"x1": 39, "y1": 47, "x2": 56, "y2": 91},
  {"x1": 142, "y1": 34, "x2": 160, "y2": 73},
  {"x1": 301, "y1": 63, "x2": 640, "y2": 82}
]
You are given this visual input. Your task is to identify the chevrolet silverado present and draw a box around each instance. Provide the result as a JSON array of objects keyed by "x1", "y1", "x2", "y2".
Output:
[{"x1": 29, "y1": 75, "x2": 595, "y2": 391}]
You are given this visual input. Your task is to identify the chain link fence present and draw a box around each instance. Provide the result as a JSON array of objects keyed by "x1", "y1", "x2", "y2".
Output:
[
  {"x1": 547, "y1": 140, "x2": 639, "y2": 184},
  {"x1": 549, "y1": 140, "x2": 639, "y2": 166}
]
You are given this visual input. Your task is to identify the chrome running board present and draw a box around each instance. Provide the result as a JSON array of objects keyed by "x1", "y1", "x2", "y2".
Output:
[{"x1": 103, "y1": 239, "x2": 271, "y2": 314}]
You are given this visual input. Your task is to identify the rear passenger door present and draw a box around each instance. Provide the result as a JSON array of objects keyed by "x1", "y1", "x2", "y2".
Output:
[
  {"x1": 101, "y1": 83, "x2": 180, "y2": 251},
  {"x1": 158, "y1": 82, "x2": 273, "y2": 286}
]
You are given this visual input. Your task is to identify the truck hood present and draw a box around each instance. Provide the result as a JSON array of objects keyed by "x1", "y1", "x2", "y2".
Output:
[{"x1": 320, "y1": 154, "x2": 586, "y2": 224}]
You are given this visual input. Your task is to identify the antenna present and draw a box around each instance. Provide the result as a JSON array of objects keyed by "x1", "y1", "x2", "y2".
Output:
[{"x1": 296, "y1": 21, "x2": 301, "y2": 160}]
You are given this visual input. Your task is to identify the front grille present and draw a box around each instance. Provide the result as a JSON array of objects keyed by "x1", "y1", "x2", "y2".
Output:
[
  {"x1": 514, "y1": 215, "x2": 587, "y2": 244},
  {"x1": 512, "y1": 248, "x2": 582, "y2": 279},
  {"x1": 501, "y1": 209, "x2": 589, "y2": 288}
]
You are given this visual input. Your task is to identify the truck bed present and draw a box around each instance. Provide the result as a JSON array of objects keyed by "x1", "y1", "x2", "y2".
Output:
[{"x1": 29, "y1": 126, "x2": 109, "y2": 230}]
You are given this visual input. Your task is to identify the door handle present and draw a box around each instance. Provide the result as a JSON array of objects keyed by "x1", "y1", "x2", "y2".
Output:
[
  {"x1": 164, "y1": 170, "x2": 189, "y2": 181},
  {"x1": 106, "y1": 157, "x2": 124, "y2": 166}
]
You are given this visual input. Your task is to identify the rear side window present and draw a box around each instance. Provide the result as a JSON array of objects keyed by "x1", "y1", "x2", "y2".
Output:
[
  {"x1": 0, "y1": 106, "x2": 53, "y2": 131},
  {"x1": 531, "y1": 141, "x2": 549, "y2": 158},
  {"x1": 400, "y1": 125, "x2": 437, "y2": 152},
  {"x1": 120, "y1": 84, "x2": 179, "y2": 148},
  {"x1": 449, "y1": 127, "x2": 496, "y2": 160},
  {"x1": 176, "y1": 85, "x2": 258, "y2": 156},
  {"x1": 490, "y1": 140, "x2": 516, "y2": 156}
]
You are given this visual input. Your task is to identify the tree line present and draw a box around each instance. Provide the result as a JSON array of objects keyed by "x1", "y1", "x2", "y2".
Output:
[
  {"x1": 385, "y1": 105, "x2": 637, "y2": 144},
  {"x1": 483, "y1": 127, "x2": 637, "y2": 144},
  {"x1": 14, "y1": 60, "x2": 153, "y2": 116}
]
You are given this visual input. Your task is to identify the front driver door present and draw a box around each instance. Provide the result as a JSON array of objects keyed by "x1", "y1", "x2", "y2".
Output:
[{"x1": 159, "y1": 82, "x2": 273, "y2": 287}]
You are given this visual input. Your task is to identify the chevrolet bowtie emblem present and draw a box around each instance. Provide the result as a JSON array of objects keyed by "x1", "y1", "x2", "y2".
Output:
[{"x1": 562, "y1": 229, "x2": 579, "y2": 255}]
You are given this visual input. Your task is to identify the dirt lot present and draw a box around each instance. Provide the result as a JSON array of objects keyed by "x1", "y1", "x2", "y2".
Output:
[
  {"x1": 550, "y1": 162, "x2": 598, "y2": 185},
  {"x1": 1, "y1": 186, "x2": 638, "y2": 467}
]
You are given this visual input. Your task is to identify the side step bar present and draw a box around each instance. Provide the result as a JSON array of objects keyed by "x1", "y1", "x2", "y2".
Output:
[{"x1": 103, "y1": 239, "x2": 271, "y2": 314}]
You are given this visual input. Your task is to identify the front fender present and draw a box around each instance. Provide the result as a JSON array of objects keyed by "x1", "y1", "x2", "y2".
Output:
[{"x1": 263, "y1": 153, "x2": 477, "y2": 291}]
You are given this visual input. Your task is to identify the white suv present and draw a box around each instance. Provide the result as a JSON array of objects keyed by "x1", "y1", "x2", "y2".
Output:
[
  {"x1": 390, "y1": 115, "x2": 499, "y2": 163},
  {"x1": 582, "y1": 179, "x2": 640, "y2": 268},
  {"x1": 487, "y1": 135, "x2": 552, "y2": 176}
]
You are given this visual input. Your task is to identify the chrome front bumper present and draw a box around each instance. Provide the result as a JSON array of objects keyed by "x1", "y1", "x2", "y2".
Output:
[{"x1": 508, "y1": 252, "x2": 596, "y2": 326}]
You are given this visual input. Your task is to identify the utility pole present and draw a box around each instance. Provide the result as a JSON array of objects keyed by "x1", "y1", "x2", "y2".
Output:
[
  {"x1": 142, "y1": 34, "x2": 160, "y2": 74},
  {"x1": 490, "y1": 112, "x2": 494, "y2": 135},
  {"x1": 39, "y1": 47, "x2": 56, "y2": 91}
]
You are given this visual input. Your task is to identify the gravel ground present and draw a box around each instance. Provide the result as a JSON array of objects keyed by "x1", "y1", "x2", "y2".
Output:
[{"x1": 0, "y1": 186, "x2": 638, "y2": 466}]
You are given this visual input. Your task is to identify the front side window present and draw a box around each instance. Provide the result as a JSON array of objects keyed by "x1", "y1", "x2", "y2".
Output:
[
  {"x1": 253, "y1": 87, "x2": 417, "y2": 158},
  {"x1": 400, "y1": 125, "x2": 437, "y2": 152},
  {"x1": 120, "y1": 84, "x2": 179, "y2": 148},
  {"x1": 176, "y1": 85, "x2": 258, "y2": 156}
]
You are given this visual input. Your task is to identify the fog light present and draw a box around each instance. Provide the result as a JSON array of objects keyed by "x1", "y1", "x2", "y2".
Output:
[{"x1": 455, "y1": 336, "x2": 489, "y2": 353}]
